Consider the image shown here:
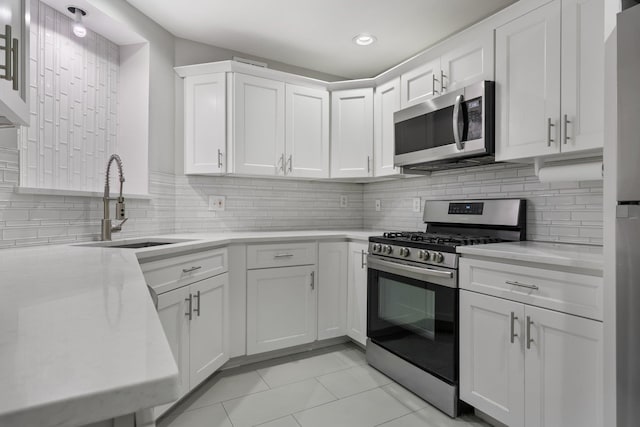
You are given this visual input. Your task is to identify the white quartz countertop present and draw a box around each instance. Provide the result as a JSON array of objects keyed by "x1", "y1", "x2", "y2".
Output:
[
  {"x1": 0, "y1": 230, "x2": 378, "y2": 427},
  {"x1": 457, "y1": 241, "x2": 604, "y2": 271}
]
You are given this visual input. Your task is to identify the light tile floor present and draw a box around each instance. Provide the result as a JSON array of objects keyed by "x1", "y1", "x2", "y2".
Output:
[{"x1": 159, "y1": 343, "x2": 491, "y2": 427}]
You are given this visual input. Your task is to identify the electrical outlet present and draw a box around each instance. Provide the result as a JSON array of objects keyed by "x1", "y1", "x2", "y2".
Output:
[
  {"x1": 340, "y1": 195, "x2": 348, "y2": 208},
  {"x1": 375, "y1": 200, "x2": 381, "y2": 211},
  {"x1": 208, "y1": 195, "x2": 226, "y2": 211},
  {"x1": 412, "y1": 198, "x2": 421, "y2": 213}
]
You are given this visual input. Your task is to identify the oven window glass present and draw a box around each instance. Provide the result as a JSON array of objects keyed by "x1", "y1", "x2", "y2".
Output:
[
  {"x1": 378, "y1": 276, "x2": 436, "y2": 341},
  {"x1": 368, "y1": 269, "x2": 457, "y2": 384}
]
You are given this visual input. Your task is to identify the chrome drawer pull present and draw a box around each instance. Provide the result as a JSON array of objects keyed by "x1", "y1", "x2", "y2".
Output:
[
  {"x1": 506, "y1": 280, "x2": 539, "y2": 291},
  {"x1": 182, "y1": 266, "x2": 202, "y2": 273},
  {"x1": 510, "y1": 311, "x2": 518, "y2": 344},
  {"x1": 310, "y1": 271, "x2": 315, "y2": 290},
  {"x1": 274, "y1": 253, "x2": 294, "y2": 258}
]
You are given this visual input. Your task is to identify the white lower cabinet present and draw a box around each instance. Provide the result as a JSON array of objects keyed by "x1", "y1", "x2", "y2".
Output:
[
  {"x1": 460, "y1": 290, "x2": 603, "y2": 427},
  {"x1": 246, "y1": 264, "x2": 317, "y2": 354},
  {"x1": 317, "y1": 242, "x2": 348, "y2": 340},
  {"x1": 155, "y1": 273, "x2": 229, "y2": 417},
  {"x1": 347, "y1": 242, "x2": 368, "y2": 346}
]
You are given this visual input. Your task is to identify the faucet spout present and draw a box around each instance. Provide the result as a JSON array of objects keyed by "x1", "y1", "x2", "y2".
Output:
[{"x1": 101, "y1": 154, "x2": 127, "y2": 241}]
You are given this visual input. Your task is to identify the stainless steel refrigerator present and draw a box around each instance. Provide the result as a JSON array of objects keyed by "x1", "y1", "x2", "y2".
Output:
[{"x1": 617, "y1": 3, "x2": 640, "y2": 426}]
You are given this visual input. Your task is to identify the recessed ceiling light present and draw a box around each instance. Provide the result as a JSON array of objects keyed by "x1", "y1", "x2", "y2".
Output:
[
  {"x1": 353, "y1": 33, "x2": 377, "y2": 46},
  {"x1": 67, "y1": 6, "x2": 87, "y2": 38}
]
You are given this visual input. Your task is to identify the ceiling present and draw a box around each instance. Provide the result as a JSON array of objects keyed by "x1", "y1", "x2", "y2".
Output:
[{"x1": 125, "y1": 0, "x2": 517, "y2": 79}]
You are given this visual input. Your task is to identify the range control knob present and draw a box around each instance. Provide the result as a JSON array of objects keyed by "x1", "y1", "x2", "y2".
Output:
[
  {"x1": 433, "y1": 252, "x2": 445, "y2": 263},
  {"x1": 373, "y1": 243, "x2": 382, "y2": 253},
  {"x1": 400, "y1": 247, "x2": 411, "y2": 257},
  {"x1": 385, "y1": 245, "x2": 393, "y2": 255},
  {"x1": 419, "y1": 250, "x2": 430, "y2": 260}
]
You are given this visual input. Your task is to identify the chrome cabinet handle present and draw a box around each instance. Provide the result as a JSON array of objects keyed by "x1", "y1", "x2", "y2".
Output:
[
  {"x1": 278, "y1": 153, "x2": 285, "y2": 173},
  {"x1": 453, "y1": 94, "x2": 464, "y2": 151},
  {"x1": 11, "y1": 37, "x2": 17, "y2": 91},
  {"x1": 288, "y1": 154, "x2": 292, "y2": 173},
  {"x1": 440, "y1": 70, "x2": 446, "y2": 92},
  {"x1": 0, "y1": 25, "x2": 12, "y2": 81},
  {"x1": 310, "y1": 271, "x2": 315, "y2": 290},
  {"x1": 510, "y1": 311, "x2": 518, "y2": 344},
  {"x1": 367, "y1": 156, "x2": 371, "y2": 174},
  {"x1": 432, "y1": 74, "x2": 439, "y2": 95},
  {"x1": 547, "y1": 118, "x2": 555, "y2": 147},
  {"x1": 193, "y1": 290, "x2": 201, "y2": 317},
  {"x1": 182, "y1": 266, "x2": 202, "y2": 273},
  {"x1": 274, "y1": 253, "x2": 294, "y2": 258},
  {"x1": 506, "y1": 280, "x2": 539, "y2": 291},
  {"x1": 526, "y1": 316, "x2": 534, "y2": 350},
  {"x1": 217, "y1": 149, "x2": 223, "y2": 168},
  {"x1": 185, "y1": 294, "x2": 193, "y2": 320},
  {"x1": 361, "y1": 249, "x2": 367, "y2": 269},
  {"x1": 563, "y1": 114, "x2": 571, "y2": 145}
]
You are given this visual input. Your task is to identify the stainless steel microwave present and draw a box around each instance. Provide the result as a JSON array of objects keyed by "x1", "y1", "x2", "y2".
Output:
[{"x1": 394, "y1": 80, "x2": 495, "y2": 172}]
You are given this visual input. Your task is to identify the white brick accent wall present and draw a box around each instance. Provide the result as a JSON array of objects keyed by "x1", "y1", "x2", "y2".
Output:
[{"x1": 20, "y1": 0, "x2": 119, "y2": 192}]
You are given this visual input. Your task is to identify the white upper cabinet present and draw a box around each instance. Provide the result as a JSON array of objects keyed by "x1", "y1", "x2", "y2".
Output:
[
  {"x1": 400, "y1": 28, "x2": 493, "y2": 109},
  {"x1": 184, "y1": 73, "x2": 226, "y2": 175},
  {"x1": 285, "y1": 84, "x2": 330, "y2": 178},
  {"x1": 440, "y1": 29, "x2": 494, "y2": 93},
  {"x1": 495, "y1": 0, "x2": 562, "y2": 161},
  {"x1": 330, "y1": 88, "x2": 374, "y2": 178},
  {"x1": 232, "y1": 73, "x2": 286, "y2": 176},
  {"x1": 0, "y1": 0, "x2": 28, "y2": 126},
  {"x1": 373, "y1": 77, "x2": 401, "y2": 177},
  {"x1": 495, "y1": 0, "x2": 604, "y2": 161},
  {"x1": 560, "y1": 0, "x2": 604, "y2": 153},
  {"x1": 400, "y1": 58, "x2": 441, "y2": 108}
]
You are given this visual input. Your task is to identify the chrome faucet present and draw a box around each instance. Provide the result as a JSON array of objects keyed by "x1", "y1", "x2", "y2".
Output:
[{"x1": 101, "y1": 154, "x2": 128, "y2": 241}]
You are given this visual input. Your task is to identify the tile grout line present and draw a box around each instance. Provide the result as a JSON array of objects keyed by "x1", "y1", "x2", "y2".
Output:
[{"x1": 220, "y1": 402, "x2": 236, "y2": 427}]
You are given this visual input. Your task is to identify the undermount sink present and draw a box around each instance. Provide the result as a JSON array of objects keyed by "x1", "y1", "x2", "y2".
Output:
[{"x1": 77, "y1": 238, "x2": 196, "y2": 249}]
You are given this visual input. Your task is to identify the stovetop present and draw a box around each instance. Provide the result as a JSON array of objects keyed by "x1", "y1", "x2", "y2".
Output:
[{"x1": 369, "y1": 231, "x2": 504, "y2": 254}]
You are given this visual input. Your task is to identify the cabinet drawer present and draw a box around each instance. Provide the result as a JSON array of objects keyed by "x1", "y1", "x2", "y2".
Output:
[
  {"x1": 459, "y1": 257, "x2": 602, "y2": 320},
  {"x1": 142, "y1": 248, "x2": 228, "y2": 294},
  {"x1": 247, "y1": 242, "x2": 316, "y2": 269}
]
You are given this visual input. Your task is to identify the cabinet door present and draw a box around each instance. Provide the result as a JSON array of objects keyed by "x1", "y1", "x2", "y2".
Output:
[
  {"x1": 189, "y1": 274, "x2": 229, "y2": 387},
  {"x1": 317, "y1": 242, "x2": 348, "y2": 340},
  {"x1": 373, "y1": 78, "x2": 401, "y2": 177},
  {"x1": 285, "y1": 84, "x2": 329, "y2": 178},
  {"x1": 560, "y1": 0, "x2": 605, "y2": 152},
  {"x1": 184, "y1": 73, "x2": 226, "y2": 175},
  {"x1": 233, "y1": 73, "x2": 285, "y2": 176},
  {"x1": 495, "y1": 0, "x2": 562, "y2": 161},
  {"x1": 440, "y1": 29, "x2": 494, "y2": 93},
  {"x1": 524, "y1": 306, "x2": 603, "y2": 427},
  {"x1": 246, "y1": 265, "x2": 317, "y2": 354},
  {"x1": 400, "y1": 57, "x2": 441, "y2": 108},
  {"x1": 155, "y1": 286, "x2": 191, "y2": 417},
  {"x1": 0, "y1": 0, "x2": 28, "y2": 125},
  {"x1": 347, "y1": 242, "x2": 368, "y2": 346},
  {"x1": 460, "y1": 291, "x2": 525, "y2": 427},
  {"x1": 330, "y1": 88, "x2": 373, "y2": 178}
]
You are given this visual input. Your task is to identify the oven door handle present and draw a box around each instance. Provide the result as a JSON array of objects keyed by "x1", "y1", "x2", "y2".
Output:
[{"x1": 367, "y1": 257, "x2": 453, "y2": 280}]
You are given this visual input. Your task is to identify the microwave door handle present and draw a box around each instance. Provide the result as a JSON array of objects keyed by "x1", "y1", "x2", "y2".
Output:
[{"x1": 453, "y1": 94, "x2": 464, "y2": 150}]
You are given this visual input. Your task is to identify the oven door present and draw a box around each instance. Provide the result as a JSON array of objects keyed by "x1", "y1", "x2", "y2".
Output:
[{"x1": 367, "y1": 256, "x2": 458, "y2": 385}]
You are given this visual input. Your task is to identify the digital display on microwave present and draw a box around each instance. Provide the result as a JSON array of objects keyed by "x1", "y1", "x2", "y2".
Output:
[{"x1": 467, "y1": 99, "x2": 480, "y2": 109}]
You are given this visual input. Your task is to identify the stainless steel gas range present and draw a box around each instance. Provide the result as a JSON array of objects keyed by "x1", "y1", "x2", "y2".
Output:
[{"x1": 365, "y1": 199, "x2": 526, "y2": 417}]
